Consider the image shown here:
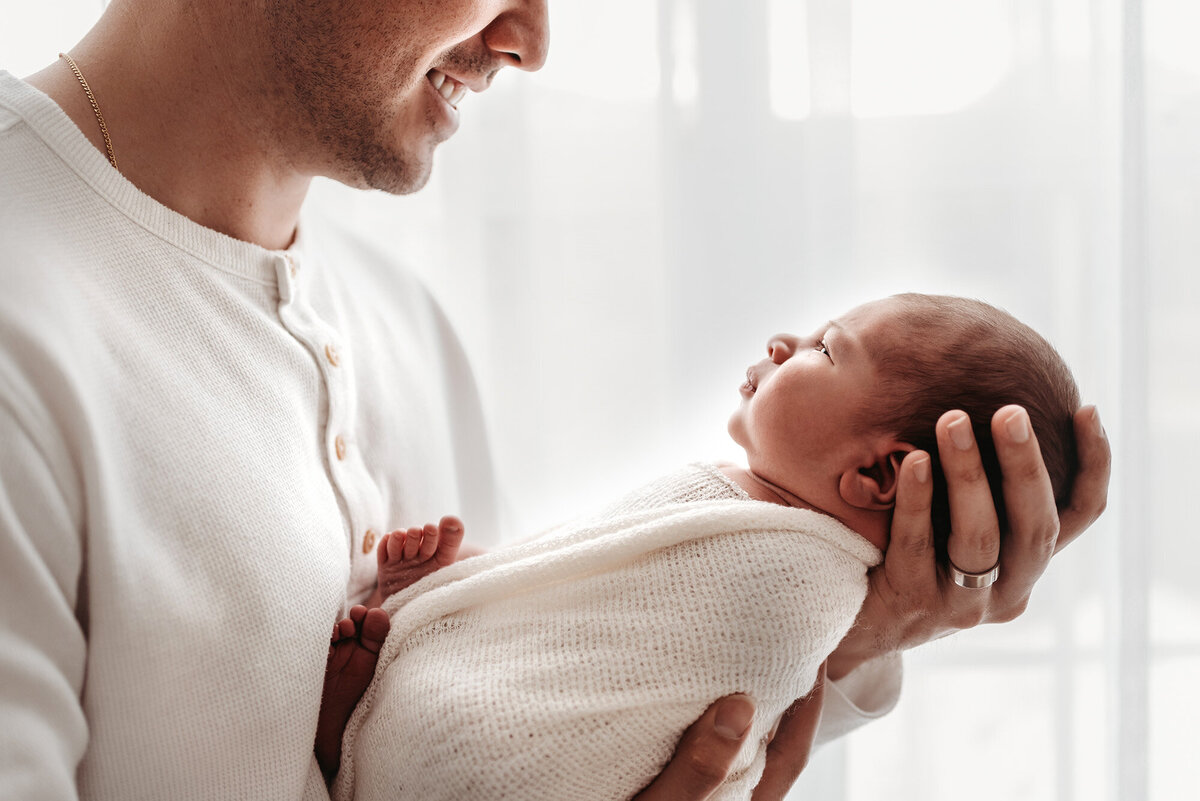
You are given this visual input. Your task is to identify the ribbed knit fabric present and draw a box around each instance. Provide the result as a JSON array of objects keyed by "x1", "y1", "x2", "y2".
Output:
[
  {"x1": 0, "y1": 71, "x2": 498, "y2": 801},
  {"x1": 334, "y1": 464, "x2": 882, "y2": 801}
]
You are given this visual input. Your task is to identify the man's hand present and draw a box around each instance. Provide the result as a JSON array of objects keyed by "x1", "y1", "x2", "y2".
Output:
[
  {"x1": 751, "y1": 662, "x2": 827, "y2": 801},
  {"x1": 631, "y1": 695, "x2": 754, "y2": 801},
  {"x1": 827, "y1": 403, "x2": 1111, "y2": 679},
  {"x1": 635, "y1": 404, "x2": 1110, "y2": 800},
  {"x1": 633, "y1": 663, "x2": 828, "y2": 801}
]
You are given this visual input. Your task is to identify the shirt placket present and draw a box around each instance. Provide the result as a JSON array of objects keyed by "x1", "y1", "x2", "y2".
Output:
[{"x1": 274, "y1": 251, "x2": 384, "y2": 605}]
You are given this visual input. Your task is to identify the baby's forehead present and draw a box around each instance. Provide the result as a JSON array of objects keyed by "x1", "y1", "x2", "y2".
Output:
[
  {"x1": 836, "y1": 299, "x2": 918, "y2": 339},
  {"x1": 838, "y1": 304, "x2": 954, "y2": 361}
]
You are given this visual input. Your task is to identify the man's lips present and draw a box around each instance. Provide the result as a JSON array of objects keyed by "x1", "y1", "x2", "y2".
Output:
[{"x1": 427, "y1": 69, "x2": 468, "y2": 108}]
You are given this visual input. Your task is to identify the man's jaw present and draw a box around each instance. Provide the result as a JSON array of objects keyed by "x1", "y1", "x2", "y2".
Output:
[{"x1": 427, "y1": 69, "x2": 468, "y2": 108}]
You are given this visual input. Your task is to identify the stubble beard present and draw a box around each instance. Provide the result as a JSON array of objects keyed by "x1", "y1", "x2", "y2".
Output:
[
  {"x1": 292, "y1": 64, "x2": 435, "y2": 195},
  {"x1": 266, "y1": 4, "x2": 434, "y2": 195}
]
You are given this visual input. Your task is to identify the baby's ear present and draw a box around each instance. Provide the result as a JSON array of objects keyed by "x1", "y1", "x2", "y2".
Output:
[{"x1": 838, "y1": 441, "x2": 915, "y2": 511}]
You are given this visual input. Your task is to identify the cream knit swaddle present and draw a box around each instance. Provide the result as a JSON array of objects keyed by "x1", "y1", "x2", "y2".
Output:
[{"x1": 334, "y1": 470, "x2": 881, "y2": 801}]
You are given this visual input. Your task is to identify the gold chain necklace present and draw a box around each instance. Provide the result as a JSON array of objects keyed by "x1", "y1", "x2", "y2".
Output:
[{"x1": 59, "y1": 52, "x2": 118, "y2": 170}]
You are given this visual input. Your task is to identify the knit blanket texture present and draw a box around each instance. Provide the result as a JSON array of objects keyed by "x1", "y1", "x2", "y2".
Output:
[{"x1": 333, "y1": 492, "x2": 880, "y2": 801}]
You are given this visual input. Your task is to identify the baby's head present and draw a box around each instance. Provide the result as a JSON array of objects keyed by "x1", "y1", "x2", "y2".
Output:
[{"x1": 729, "y1": 293, "x2": 1079, "y2": 556}]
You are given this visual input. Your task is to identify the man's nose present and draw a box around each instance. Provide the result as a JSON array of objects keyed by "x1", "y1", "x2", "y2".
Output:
[
  {"x1": 484, "y1": 0, "x2": 550, "y2": 72},
  {"x1": 767, "y1": 334, "x2": 799, "y2": 364}
]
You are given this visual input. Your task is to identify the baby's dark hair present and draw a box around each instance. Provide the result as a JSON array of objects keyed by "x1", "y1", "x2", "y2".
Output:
[{"x1": 860, "y1": 294, "x2": 1080, "y2": 560}]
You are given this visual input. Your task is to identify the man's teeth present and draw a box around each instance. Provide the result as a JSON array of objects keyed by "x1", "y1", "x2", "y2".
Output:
[
  {"x1": 428, "y1": 70, "x2": 468, "y2": 108},
  {"x1": 444, "y1": 83, "x2": 467, "y2": 106}
]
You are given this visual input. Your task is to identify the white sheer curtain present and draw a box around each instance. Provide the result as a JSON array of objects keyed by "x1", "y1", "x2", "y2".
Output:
[{"x1": 5, "y1": 1, "x2": 1197, "y2": 798}]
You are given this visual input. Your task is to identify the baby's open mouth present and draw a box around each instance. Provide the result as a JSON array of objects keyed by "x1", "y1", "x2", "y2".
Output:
[{"x1": 427, "y1": 69, "x2": 467, "y2": 108}]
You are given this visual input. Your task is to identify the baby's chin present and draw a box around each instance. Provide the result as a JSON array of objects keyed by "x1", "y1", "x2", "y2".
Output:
[{"x1": 726, "y1": 410, "x2": 748, "y2": 450}]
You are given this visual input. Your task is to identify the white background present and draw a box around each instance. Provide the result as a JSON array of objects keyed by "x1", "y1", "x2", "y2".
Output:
[{"x1": 3, "y1": 1, "x2": 1197, "y2": 798}]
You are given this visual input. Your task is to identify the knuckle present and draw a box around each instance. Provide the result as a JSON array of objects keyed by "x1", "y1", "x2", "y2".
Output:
[
  {"x1": 900, "y1": 534, "x2": 934, "y2": 561},
  {"x1": 787, "y1": 755, "x2": 810, "y2": 779},
  {"x1": 1038, "y1": 528, "x2": 1059, "y2": 561},
  {"x1": 997, "y1": 599, "x2": 1028, "y2": 623},
  {"x1": 1047, "y1": 517, "x2": 1062, "y2": 539},
  {"x1": 1015, "y1": 456, "x2": 1047, "y2": 484},
  {"x1": 685, "y1": 750, "x2": 728, "y2": 785},
  {"x1": 990, "y1": 602, "x2": 1019, "y2": 624},
  {"x1": 949, "y1": 461, "x2": 988, "y2": 486},
  {"x1": 898, "y1": 488, "x2": 933, "y2": 515},
  {"x1": 965, "y1": 532, "x2": 1001, "y2": 562},
  {"x1": 1032, "y1": 519, "x2": 1060, "y2": 558},
  {"x1": 951, "y1": 606, "x2": 987, "y2": 629},
  {"x1": 890, "y1": 603, "x2": 930, "y2": 641}
]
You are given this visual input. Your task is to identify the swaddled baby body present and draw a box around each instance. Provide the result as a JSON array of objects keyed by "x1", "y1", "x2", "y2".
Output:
[
  {"x1": 334, "y1": 465, "x2": 878, "y2": 801},
  {"x1": 321, "y1": 293, "x2": 1081, "y2": 799}
]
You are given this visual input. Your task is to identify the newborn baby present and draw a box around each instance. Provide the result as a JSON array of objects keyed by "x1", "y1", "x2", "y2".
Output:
[{"x1": 322, "y1": 293, "x2": 1080, "y2": 800}]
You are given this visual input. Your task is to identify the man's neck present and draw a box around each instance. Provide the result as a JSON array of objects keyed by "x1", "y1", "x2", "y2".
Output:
[{"x1": 25, "y1": 1, "x2": 309, "y2": 250}]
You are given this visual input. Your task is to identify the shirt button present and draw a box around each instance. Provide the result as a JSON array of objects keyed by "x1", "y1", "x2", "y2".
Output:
[
  {"x1": 335, "y1": 435, "x2": 347, "y2": 461},
  {"x1": 325, "y1": 344, "x2": 340, "y2": 367},
  {"x1": 362, "y1": 529, "x2": 377, "y2": 554}
]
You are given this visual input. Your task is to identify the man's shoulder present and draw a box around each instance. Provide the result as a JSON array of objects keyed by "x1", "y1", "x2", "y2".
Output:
[
  {"x1": 0, "y1": 101, "x2": 23, "y2": 135},
  {"x1": 0, "y1": 172, "x2": 80, "y2": 305},
  {"x1": 0, "y1": 107, "x2": 80, "y2": 269},
  {"x1": 0, "y1": 71, "x2": 35, "y2": 137},
  {"x1": 0, "y1": 82, "x2": 62, "y2": 200},
  {"x1": 0, "y1": 157, "x2": 106, "y2": 385}
]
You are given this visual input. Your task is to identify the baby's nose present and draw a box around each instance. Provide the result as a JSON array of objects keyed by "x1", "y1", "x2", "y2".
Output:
[{"x1": 767, "y1": 334, "x2": 799, "y2": 364}]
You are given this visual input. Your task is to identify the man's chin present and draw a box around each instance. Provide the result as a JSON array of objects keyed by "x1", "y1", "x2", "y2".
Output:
[
  {"x1": 330, "y1": 151, "x2": 434, "y2": 196},
  {"x1": 366, "y1": 163, "x2": 433, "y2": 196}
]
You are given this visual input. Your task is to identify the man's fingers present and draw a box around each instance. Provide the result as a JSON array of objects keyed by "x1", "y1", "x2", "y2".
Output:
[
  {"x1": 632, "y1": 695, "x2": 755, "y2": 801},
  {"x1": 885, "y1": 449, "x2": 937, "y2": 594},
  {"x1": 990, "y1": 405, "x2": 1059, "y2": 605},
  {"x1": 751, "y1": 663, "x2": 827, "y2": 801},
  {"x1": 1057, "y1": 405, "x2": 1111, "y2": 551},
  {"x1": 826, "y1": 407, "x2": 1110, "y2": 676},
  {"x1": 938, "y1": 410, "x2": 1002, "y2": 575}
]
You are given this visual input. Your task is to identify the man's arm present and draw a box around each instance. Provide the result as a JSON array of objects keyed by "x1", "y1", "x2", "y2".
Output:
[
  {"x1": 0, "y1": 403, "x2": 88, "y2": 801},
  {"x1": 638, "y1": 404, "x2": 1111, "y2": 800}
]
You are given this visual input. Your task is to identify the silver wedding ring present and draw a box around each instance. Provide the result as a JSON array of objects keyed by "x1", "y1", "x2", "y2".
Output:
[{"x1": 949, "y1": 561, "x2": 1000, "y2": 589}]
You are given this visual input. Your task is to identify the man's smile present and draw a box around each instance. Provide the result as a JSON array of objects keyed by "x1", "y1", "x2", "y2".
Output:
[{"x1": 427, "y1": 69, "x2": 468, "y2": 108}]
